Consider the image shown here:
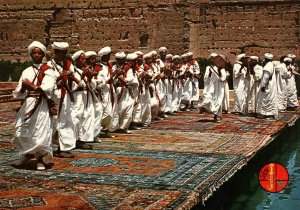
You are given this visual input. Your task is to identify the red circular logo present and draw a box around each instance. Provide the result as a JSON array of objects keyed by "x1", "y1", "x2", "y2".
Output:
[{"x1": 259, "y1": 162, "x2": 289, "y2": 193}]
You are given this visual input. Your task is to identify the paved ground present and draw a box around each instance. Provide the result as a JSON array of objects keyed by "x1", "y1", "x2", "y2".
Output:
[{"x1": 0, "y1": 101, "x2": 299, "y2": 209}]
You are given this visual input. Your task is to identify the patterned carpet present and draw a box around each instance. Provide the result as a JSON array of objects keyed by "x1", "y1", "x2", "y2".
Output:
[{"x1": 0, "y1": 101, "x2": 299, "y2": 209}]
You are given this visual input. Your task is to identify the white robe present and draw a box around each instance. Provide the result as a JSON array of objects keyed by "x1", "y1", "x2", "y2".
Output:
[
  {"x1": 12, "y1": 64, "x2": 56, "y2": 163},
  {"x1": 233, "y1": 62, "x2": 250, "y2": 113},
  {"x1": 48, "y1": 59, "x2": 76, "y2": 151},
  {"x1": 72, "y1": 67, "x2": 95, "y2": 143},
  {"x1": 198, "y1": 65, "x2": 226, "y2": 116},
  {"x1": 222, "y1": 71, "x2": 230, "y2": 112},
  {"x1": 111, "y1": 68, "x2": 138, "y2": 130},
  {"x1": 181, "y1": 63, "x2": 193, "y2": 104},
  {"x1": 286, "y1": 64, "x2": 299, "y2": 108},
  {"x1": 247, "y1": 64, "x2": 263, "y2": 113},
  {"x1": 139, "y1": 65, "x2": 152, "y2": 125},
  {"x1": 275, "y1": 63, "x2": 291, "y2": 111},
  {"x1": 256, "y1": 61, "x2": 278, "y2": 116},
  {"x1": 191, "y1": 60, "x2": 200, "y2": 102},
  {"x1": 96, "y1": 62, "x2": 116, "y2": 131}
]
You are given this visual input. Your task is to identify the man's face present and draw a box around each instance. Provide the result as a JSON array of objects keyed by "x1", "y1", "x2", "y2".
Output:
[
  {"x1": 241, "y1": 57, "x2": 249, "y2": 65},
  {"x1": 152, "y1": 54, "x2": 157, "y2": 60},
  {"x1": 116, "y1": 58, "x2": 126, "y2": 66},
  {"x1": 249, "y1": 59, "x2": 257, "y2": 67},
  {"x1": 54, "y1": 49, "x2": 68, "y2": 62},
  {"x1": 145, "y1": 57, "x2": 152, "y2": 64},
  {"x1": 160, "y1": 51, "x2": 167, "y2": 59},
  {"x1": 173, "y1": 58, "x2": 179, "y2": 65},
  {"x1": 182, "y1": 57, "x2": 188, "y2": 63},
  {"x1": 30, "y1": 48, "x2": 44, "y2": 64},
  {"x1": 87, "y1": 55, "x2": 97, "y2": 65},
  {"x1": 101, "y1": 53, "x2": 111, "y2": 63},
  {"x1": 137, "y1": 55, "x2": 143, "y2": 64},
  {"x1": 76, "y1": 54, "x2": 86, "y2": 68}
]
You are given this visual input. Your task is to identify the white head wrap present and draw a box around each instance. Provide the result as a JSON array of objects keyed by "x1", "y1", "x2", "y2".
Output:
[
  {"x1": 72, "y1": 50, "x2": 85, "y2": 61},
  {"x1": 284, "y1": 57, "x2": 293, "y2": 63},
  {"x1": 151, "y1": 50, "x2": 158, "y2": 56},
  {"x1": 127, "y1": 53, "x2": 138, "y2": 60},
  {"x1": 208, "y1": 53, "x2": 218, "y2": 59},
  {"x1": 115, "y1": 52, "x2": 126, "y2": 59},
  {"x1": 85, "y1": 51, "x2": 97, "y2": 58},
  {"x1": 181, "y1": 54, "x2": 188, "y2": 58},
  {"x1": 158, "y1": 47, "x2": 167, "y2": 53},
  {"x1": 287, "y1": 54, "x2": 296, "y2": 59},
  {"x1": 172, "y1": 55, "x2": 180, "y2": 60},
  {"x1": 236, "y1": 53, "x2": 246, "y2": 61},
  {"x1": 98, "y1": 46, "x2": 112, "y2": 57},
  {"x1": 52, "y1": 42, "x2": 69, "y2": 50},
  {"x1": 250, "y1": 56, "x2": 259, "y2": 61},
  {"x1": 134, "y1": 51, "x2": 144, "y2": 56},
  {"x1": 187, "y1": 52, "x2": 193, "y2": 57},
  {"x1": 28, "y1": 41, "x2": 46, "y2": 55},
  {"x1": 264, "y1": 53, "x2": 273, "y2": 60},
  {"x1": 143, "y1": 53, "x2": 152, "y2": 59},
  {"x1": 166, "y1": 54, "x2": 173, "y2": 59}
]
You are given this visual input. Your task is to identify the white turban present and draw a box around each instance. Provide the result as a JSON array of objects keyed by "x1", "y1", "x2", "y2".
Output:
[
  {"x1": 284, "y1": 57, "x2": 293, "y2": 63},
  {"x1": 52, "y1": 42, "x2": 69, "y2": 50},
  {"x1": 264, "y1": 53, "x2": 273, "y2": 60},
  {"x1": 250, "y1": 56, "x2": 259, "y2": 61},
  {"x1": 151, "y1": 50, "x2": 158, "y2": 56},
  {"x1": 236, "y1": 53, "x2": 246, "y2": 61},
  {"x1": 28, "y1": 41, "x2": 46, "y2": 55},
  {"x1": 158, "y1": 47, "x2": 167, "y2": 53},
  {"x1": 85, "y1": 51, "x2": 97, "y2": 58},
  {"x1": 187, "y1": 52, "x2": 193, "y2": 56},
  {"x1": 166, "y1": 54, "x2": 173, "y2": 59},
  {"x1": 134, "y1": 51, "x2": 144, "y2": 56},
  {"x1": 127, "y1": 53, "x2": 138, "y2": 61},
  {"x1": 287, "y1": 54, "x2": 296, "y2": 59},
  {"x1": 172, "y1": 55, "x2": 180, "y2": 60},
  {"x1": 115, "y1": 52, "x2": 126, "y2": 59},
  {"x1": 72, "y1": 50, "x2": 85, "y2": 61},
  {"x1": 208, "y1": 53, "x2": 218, "y2": 59},
  {"x1": 181, "y1": 54, "x2": 188, "y2": 58},
  {"x1": 143, "y1": 53, "x2": 152, "y2": 59},
  {"x1": 98, "y1": 46, "x2": 112, "y2": 57}
]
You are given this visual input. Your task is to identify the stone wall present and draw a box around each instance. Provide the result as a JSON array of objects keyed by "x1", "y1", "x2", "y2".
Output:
[{"x1": 0, "y1": 0, "x2": 299, "y2": 62}]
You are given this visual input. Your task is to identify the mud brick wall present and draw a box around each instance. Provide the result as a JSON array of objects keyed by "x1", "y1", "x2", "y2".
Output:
[{"x1": 0, "y1": 0, "x2": 299, "y2": 62}]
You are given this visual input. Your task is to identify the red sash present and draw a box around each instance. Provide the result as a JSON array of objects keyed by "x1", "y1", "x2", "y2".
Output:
[
  {"x1": 93, "y1": 64, "x2": 102, "y2": 79},
  {"x1": 58, "y1": 60, "x2": 72, "y2": 115},
  {"x1": 24, "y1": 64, "x2": 51, "y2": 121}
]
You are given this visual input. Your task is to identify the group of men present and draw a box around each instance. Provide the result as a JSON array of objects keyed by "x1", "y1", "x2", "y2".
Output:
[
  {"x1": 12, "y1": 41, "x2": 202, "y2": 170},
  {"x1": 199, "y1": 52, "x2": 299, "y2": 122}
]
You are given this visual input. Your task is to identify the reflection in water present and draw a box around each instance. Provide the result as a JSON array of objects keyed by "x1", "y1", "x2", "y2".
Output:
[{"x1": 195, "y1": 120, "x2": 300, "y2": 210}]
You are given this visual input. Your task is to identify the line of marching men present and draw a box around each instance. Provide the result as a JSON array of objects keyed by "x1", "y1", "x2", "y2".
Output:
[
  {"x1": 12, "y1": 41, "x2": 201, "y2": 170},
  {"x1": 199, "y1": 52, "x2": 299, "y2": 123}
]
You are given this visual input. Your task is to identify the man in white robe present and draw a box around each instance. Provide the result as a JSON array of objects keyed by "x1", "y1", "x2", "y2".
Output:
[
  {"x1": 170, "y1": 55, "x2": 182, "y2": 113},
  {"x1": 112, "y1": 53, "x2": 139, "y2": 133},
  {"x1": 187, "y1": 52, "x2": 201, "y2": 109},
  {"x1": 13, "y1": 41, "x2": 56, "y2": 170},
  {"x1": 71, "y1": 50, "x2": 95, "y2": 150},
  {"x1": 85, "y1": 51, "x2": 103, "y2": 142},
  {"x1": 198, "y1": 54, "x2": 226, "y2": 122},
  {"x1": 96, "y1": 46, "x2": 116, "y2": 138},
  {"x1": 233, "y1": 53, "x2": 250, "y2": 115},
  {"x1": 247, "y1": 56, "x2": 263, "y2": 114},
  {"x1": 286, "y1": 54, "x2": 299, "y2": 110},
  {"x1": 256, "y1": 53, "x2": 278, "y2": 119},
  {"x1": 47, "y1": 42, "x2": 77, "y2": 158},
  {"x1": 275, "y1": 57, "x2": 292, "y2": 112},
  {"x1": 131, "y1": 51, "x2": 147, "y2": 129}
]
